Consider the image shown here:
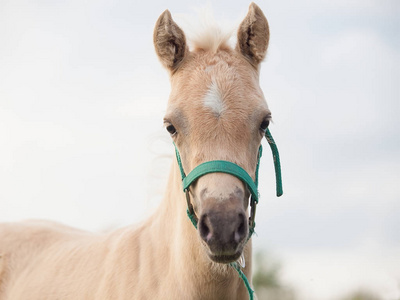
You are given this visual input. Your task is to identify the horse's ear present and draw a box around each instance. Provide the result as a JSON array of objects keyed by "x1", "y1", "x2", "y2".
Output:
[
  {"x1": 236, "y1": 3, "x2": 269, "y2": 67},
  {"x1": 154, "y1": 10, "x2": 188, "y2": 72}
]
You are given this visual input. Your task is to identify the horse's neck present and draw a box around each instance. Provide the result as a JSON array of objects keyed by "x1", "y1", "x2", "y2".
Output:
[{"x1": 147, "y1": 161, "x2": 252, "y2": 299}]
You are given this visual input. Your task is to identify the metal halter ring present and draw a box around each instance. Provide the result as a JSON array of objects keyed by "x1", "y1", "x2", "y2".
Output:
[{"x1": 249, "y1": 196, "x2": 257, "y2": 229}]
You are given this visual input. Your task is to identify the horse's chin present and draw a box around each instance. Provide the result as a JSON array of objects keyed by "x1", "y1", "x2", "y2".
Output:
[{"x1": 207, "y1": 250, "x2": 242, "y2": 264}]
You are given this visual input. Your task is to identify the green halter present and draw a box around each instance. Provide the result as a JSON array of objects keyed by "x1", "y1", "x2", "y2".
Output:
[
  {"x1": 173, "y1": 128, "x2": 283, "y2": 300},
  {"x1": 174, "y1": 128, "x2": 282, "y2": 224}
]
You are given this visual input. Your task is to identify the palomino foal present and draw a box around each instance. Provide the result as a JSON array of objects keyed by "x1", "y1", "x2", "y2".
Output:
[{"x1": 0, "y1": 3, "x2": 275, "y2": 299}]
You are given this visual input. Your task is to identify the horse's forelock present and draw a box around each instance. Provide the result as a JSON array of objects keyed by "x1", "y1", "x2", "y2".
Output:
[{"x1": 176, "y1": 7, "x2": 236, "y2": 53}]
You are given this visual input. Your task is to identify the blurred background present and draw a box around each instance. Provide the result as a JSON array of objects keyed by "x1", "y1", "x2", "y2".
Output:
[{"x1": 0, "y1": 0, "x2": 399, "y2": 299}]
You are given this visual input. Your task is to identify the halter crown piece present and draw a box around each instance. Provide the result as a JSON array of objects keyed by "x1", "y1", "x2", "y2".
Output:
[{"x1": 173, "y1": 128, "x2": 283, "y2": 300}]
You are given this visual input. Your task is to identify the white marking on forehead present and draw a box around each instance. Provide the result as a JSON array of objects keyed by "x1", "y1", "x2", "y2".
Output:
[{"x1": 203, "y1": 79, "x2": 225, "y2": 116}]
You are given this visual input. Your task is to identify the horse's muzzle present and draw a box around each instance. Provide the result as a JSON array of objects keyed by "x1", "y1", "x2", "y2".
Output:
[{"x1": 198, "y1": 202, "x2": 248, "y2": 263}]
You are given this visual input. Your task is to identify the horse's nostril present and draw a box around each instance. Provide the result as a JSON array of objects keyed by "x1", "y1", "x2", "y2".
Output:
[
  {"x1": 199, "y1": 214, "x2": 212, "y2": 243},
  {"x1": 234, "y1": 213, "x2": 246, "y2": 243}
]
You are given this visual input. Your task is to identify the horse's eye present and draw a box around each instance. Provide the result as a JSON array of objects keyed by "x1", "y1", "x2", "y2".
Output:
[
  {"x1": 260, "y1": 119, "x2": 270, "y2": 131},
  {"x1": 166, "y1": 124, "x2": 177, "y2": 135}
]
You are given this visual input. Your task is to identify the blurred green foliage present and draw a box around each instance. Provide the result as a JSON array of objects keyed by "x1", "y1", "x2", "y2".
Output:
[
  {"x1": 338, "y1": 290, "x2": 383, "y2": 300},
  {"x1": 252, "y1": 250, "x2": 296, "y2": 300}
]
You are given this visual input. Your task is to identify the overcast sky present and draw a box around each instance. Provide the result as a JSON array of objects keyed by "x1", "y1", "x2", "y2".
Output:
[{"x1": 0, "y1": 0, "x2": 399, "y2": 299}]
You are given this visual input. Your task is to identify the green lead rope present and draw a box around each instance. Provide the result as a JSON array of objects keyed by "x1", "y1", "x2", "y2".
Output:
[
  {"x1": 174, "y1": 129, "x2": 283, "y2": 300},
  {"x1": 230, "y1": 262, "x2": 255, "y2": 300}
]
